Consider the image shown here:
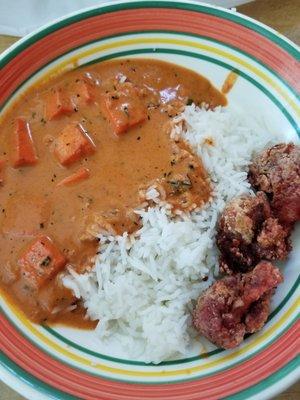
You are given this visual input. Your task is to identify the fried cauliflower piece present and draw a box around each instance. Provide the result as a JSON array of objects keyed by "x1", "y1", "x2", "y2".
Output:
[
  {"x1": 248, "y1": 143, "x2": 300, "y2": 225},
  {"x1": 192, "y1": 261, "x2": 283, "y2": 349},
  {"x1": 216, "y1": 192, "x2": 291, "y2": 274}
]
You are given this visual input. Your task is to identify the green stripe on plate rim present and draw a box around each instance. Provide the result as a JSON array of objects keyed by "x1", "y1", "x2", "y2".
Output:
[
  {"x1": 80, "y1": 48, "x2": 299, "y2": 132},
  {"x1": 1, "y1": 33, "x2": 299, "y2": 121},
  {"x1": 0, "y1": 29, "x2": 299, "y2": 101},
  {"x1": 1, "y1": 315, "x2": 298, "y2": 388},
  {"x1": 0, "y1": 43, "x2": 299, "y2": 132},
  {"x1": 223, "y1": 355, "x2": 300, "y2": 400},
  {"x1": 0, "y1": 353, "x2": 77, "y2": 400},
  {"x1": 1, "y1": 302, "x2": 299, "y2": 385},
  {"x1": 0, "y1": 0, "x2": 298, "y2": 71},
  {"x1": 0, "y1": 2, "x2": 299, "y2": 102},
  {"x1": 42, "y1": 275, "x2": 300, "y2": 366},
  {"x1": 2, "y1": 352, "x2": 298, "y2": 400}
]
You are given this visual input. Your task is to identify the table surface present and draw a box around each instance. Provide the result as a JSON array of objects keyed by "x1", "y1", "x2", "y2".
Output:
[{"x1": 0, "y1": 0, "x2": 299, "y2": 399}]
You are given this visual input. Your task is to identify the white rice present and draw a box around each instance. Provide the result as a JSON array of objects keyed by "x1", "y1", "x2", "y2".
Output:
[{"x1": 62, "y1": 105, "x2": 276, "y2": 363}]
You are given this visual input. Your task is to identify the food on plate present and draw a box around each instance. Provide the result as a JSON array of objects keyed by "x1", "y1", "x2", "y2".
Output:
[
  {"x1": 140, "y1": 140, "x2": 211, "y2": 211},
  {"x1": 56, "y1": 167, "x2": 90, "y2": 187},
  {"x1": 62, "y1": 102, "x2": 296, "y2": 362},
  {"x1": 100, "y1": 81, "x2": 147, "y2": 135},
  {"x1": 0, "y1": 159, "x2": 6, "y2": 185},
  {"x1": 83, "y1": 208, "x2": 142, "y2": 237},
  {"x1": 44, "y1": 87, "x2": 75, "y2": 120},
  {"x1": 192, "y1": 261, "x2": 283, "y2": 349},
  {"x1": 0, "y1": 59, "x2": 225, "y2": 323},
  {"x1": 0, "y1": 57, "x2": 297, "y2": 363},
  {"x1": 12, "y1": 117, "x2": 38, "y2": 167},
  {"x1": 18, "y1": 235, "x2": 67, "y2": 289},
  {"x1": 216, "y1": 192, "x2": 291, "y2": 274},
  {"x1": 249, "y1": 143, "x2": 300, "y2": 225},
  {"x1": 54, "y1": 123, "x2": 96, "y2": 166}
]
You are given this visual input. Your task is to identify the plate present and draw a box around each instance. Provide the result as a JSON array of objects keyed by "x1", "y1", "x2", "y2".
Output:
[{"x1": 0, "y1": 1, "x2": 299, "y2": 399}]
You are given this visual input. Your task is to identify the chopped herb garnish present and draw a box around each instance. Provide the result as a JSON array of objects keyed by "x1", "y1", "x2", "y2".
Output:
[
  {"x1": 40, "y1": 256, "x2": 51, "y2": 267},
  {"x1": 123, "y1": 106, "x2": 129, "y2": 117},
  {"x1": 167, "y1": 178, "x2": 192, "y2": 194}
]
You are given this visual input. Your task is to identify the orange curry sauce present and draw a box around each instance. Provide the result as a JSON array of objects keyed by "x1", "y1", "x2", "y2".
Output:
[{"x1": 0, "y1": 59, "x2": 226, "y2": 326}]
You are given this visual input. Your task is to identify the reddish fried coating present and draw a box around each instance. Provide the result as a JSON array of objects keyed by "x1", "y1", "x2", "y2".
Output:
[
  {"x1": 216, "y1": 192, "x2": 291, "y2": 274},
  {"x1": 249, "y1": 143, "x2": 300, "y2": 225},
  {"x1": 245, "y1": 293, "x2": 271, "y2": 334},
  {"x1": 192, "y1": 261, "x2": 283, "y2": 349}
]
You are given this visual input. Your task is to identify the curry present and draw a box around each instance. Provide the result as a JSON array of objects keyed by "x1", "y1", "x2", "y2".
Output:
[{"x1": 0, "y1": 59, "x2": 226, "y2": 325}]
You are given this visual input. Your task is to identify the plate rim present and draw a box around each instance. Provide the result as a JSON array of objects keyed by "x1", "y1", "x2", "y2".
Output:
[{"x1": 0, "y1": 1, "x2": 299, "y2": 399}]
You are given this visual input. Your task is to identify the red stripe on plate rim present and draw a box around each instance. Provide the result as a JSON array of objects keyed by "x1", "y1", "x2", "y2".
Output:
[
  {"x1": 0, "y1": 3, "x2": 299, "y2": 399},
  {"x1": 0, "y1": 7, "x2": 299, "y2": 107},
  {"x1": 0, "y1": 314, "x2": 299, "y2": 399}
]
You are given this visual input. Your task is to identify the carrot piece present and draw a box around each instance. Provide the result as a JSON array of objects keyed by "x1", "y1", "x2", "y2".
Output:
[
  {"x1": 0, "y1": 159, "x2": 5, "y2": 185},
  {"x1": 18, "y1": 236, "x2": 67, "y2": 289},
  {"x1": 11, "y1": 118, "x2": 38, "y2": 168},
  {"x1": 56, "y1": 167, "x2": 90, "y2": 187},
  {"x1": 45, "y1": 88, "x2": 74, "y2": 120},
  {"x1": 76, "y1": 80, "x2": 94, "y2": 103},
  {"x1": 102, "y1": 82, "x2": 146, "y2": 135},
  {"x1": 54, "y1": 123, "x2": 96, "y2": 166}
]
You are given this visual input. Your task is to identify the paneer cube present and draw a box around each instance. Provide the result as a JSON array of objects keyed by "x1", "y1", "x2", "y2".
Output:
[
  {"x1": 45, "y1": 88, "x2": 74, "y2": 120},
  {"x1": 54, "y1": 123, "x2": 96, "y2": 166},
  {"x1": 102, "y1": 82, "x2": 146, "y2": 135},
  {"x1": 11, "y1": 118, "x2": 38, "y2": 168},
  {"x1": 18, "y1": 236, "x2": 67, "y2": 289},
  {"x1": 76, "y1": 80, "x2": 94, "y2": 103}
]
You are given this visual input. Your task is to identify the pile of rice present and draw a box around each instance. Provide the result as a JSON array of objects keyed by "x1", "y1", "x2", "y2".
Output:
[{"x1": 63, "y1": 105, "x2": 275, "y2": 363}]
